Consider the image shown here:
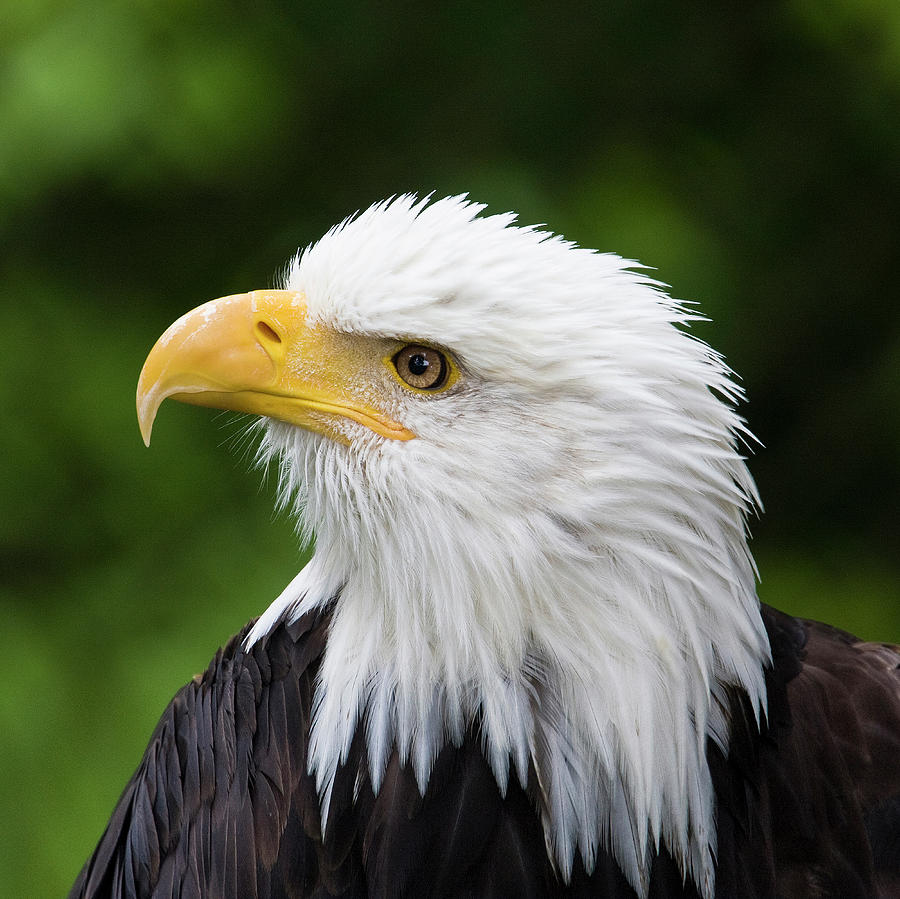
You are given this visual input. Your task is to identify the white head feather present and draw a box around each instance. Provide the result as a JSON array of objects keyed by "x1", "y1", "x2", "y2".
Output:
[{"x1": 245, "y1": 195, "x2": 769, "y2": 898}]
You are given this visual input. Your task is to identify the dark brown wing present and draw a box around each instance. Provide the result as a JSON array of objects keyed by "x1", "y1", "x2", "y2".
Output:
[
  {"x1": 792, "y1": 615, "x2": 900, "y2": 896},
  {"x1": 68, "y1": 610, "x2": 338, "y2": 899},
  {"x1": 712, "y1": 605, "x2": 900, "y2": 899}
]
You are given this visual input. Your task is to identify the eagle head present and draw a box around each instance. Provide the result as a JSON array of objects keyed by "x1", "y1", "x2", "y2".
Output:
[{"x1": 137, "y1": 195, "x2": 769, "y2": 898}]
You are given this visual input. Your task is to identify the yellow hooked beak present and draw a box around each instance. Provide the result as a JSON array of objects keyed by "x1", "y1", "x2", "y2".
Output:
[{"x1": 136, "y1": 290, "x2": 415, "y2": 446}]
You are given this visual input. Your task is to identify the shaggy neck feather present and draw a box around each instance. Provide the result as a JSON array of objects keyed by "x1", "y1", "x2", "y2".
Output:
[{"x1": 246, "y1": 423, "x2": 769, "y2": 899}]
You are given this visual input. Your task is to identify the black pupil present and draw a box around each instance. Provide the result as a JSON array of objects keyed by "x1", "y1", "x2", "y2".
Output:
[{"x1": 408, "y1": 353, "x2": 430, "y2": 376}]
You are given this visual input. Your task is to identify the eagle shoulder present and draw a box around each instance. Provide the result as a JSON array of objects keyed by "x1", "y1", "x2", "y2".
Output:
[
  {"x1": 68, "y1": 610, "x2": 332, "y2": 899},
  {"x1": 713, "y1": 604, "x2": 900, "y2": 898}
]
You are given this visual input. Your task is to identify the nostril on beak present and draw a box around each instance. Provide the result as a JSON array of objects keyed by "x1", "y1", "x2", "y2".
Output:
[{"x1": 255, "y1": 320, "x2": 282, "y2": 345}]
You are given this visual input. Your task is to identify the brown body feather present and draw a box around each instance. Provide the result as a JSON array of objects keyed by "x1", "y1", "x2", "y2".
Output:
[{"x1": 70, "y1": 604, "x2": 900, "y2": 898}]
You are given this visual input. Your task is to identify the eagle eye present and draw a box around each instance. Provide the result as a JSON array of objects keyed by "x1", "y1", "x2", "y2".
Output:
[{"x1": 392, "y1": 345, "x2": 450, "y2": 391}]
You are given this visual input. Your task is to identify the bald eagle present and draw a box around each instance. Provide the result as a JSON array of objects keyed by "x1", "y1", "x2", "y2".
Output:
[{"x1": 71, "y1": 196, "x2": 899, "y2": 899}]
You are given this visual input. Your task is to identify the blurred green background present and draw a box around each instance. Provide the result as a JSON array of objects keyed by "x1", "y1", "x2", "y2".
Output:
[{"x1": 2, "y1": 0, "x2": 899, "y2": 893}]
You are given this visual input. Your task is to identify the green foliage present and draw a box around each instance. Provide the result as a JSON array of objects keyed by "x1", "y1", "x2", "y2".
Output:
[{"x1": 1, "y1": 0, "x2": 898, "y2": 893}]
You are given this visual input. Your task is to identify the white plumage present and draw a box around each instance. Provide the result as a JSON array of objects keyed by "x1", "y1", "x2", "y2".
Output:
[{"x1": 245, "y1": 195, "x2": 769, "y2": 897}]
